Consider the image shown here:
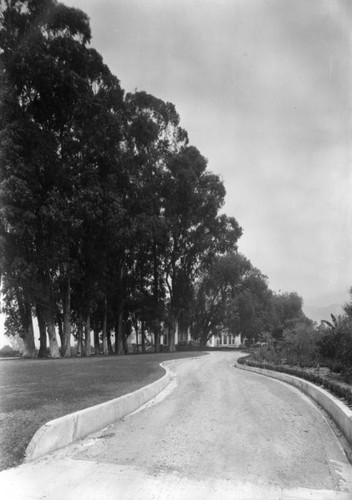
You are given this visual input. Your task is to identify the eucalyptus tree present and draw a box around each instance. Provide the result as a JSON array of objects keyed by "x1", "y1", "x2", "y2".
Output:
[
  {"x1": 230, "y1": 267, "x2": 272, "y2": 343},
  {"x1": 269, "y1": 291, "x2": 306, "y2": 339},
  {"x1": 121, "y1": 91, "x2": 188, "y2": 349},
  {"x1": 0, "y1": 0, "x2": 124, "y2": 356},
  {"x1": 69, "y1": 58, "x2": 124, "y2": 356},
  {"x1": 1, "y1": 1, "x2": 246, "y2": 358},
  {"x1": 192, "y1": 253, "x2": 251, "y2": 347},
  {"x1": 162, "y1": 146, "x2": 242, "y2": 350},
  {"x1": 192, "y1": 253, "x2": 272, "y2": 347}
]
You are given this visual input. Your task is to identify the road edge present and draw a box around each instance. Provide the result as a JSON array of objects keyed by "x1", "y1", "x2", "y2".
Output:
[
  {"x1": 25, "y1": 360, "x2": 177, "y2": 462},
  {"x1": 235, "y1": 361, "x2": 352, "y2": 447}
]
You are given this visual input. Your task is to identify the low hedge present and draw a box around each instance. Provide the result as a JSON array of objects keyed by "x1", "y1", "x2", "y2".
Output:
[{"x1": 237, "y1": 356, "x2": 352, "y2": 408}]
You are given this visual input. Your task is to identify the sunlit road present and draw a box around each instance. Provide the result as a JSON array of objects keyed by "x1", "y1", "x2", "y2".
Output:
[{"x1": 1, "y1": 352, "x2": 352, "y2": 499}]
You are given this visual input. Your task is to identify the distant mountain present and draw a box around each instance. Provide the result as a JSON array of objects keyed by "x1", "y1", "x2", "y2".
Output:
[{"x1": 303, "y1": 303, "x2": 344, "y2": 324}]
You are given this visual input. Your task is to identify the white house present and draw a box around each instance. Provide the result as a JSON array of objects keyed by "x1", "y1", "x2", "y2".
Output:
[
  {"x1": 206, "y1": 332, "x2": 242, "y2": 348},
  {"x1": 127, "y1": 321, "x2": 242, "y2": 351}
]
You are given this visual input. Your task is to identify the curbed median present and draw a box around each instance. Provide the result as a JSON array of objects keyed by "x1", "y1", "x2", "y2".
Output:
[
  {"x1": 235, "y1": 361, "x2": 352, "y2": 447},
  {"x1": 26, "y1": 360, "x2": 176, "y2": 462}
]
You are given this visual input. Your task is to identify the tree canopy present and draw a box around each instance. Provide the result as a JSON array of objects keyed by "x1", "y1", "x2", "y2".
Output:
[{"x1": 0, "y1": 0, "x2": 312, "y2": 357}]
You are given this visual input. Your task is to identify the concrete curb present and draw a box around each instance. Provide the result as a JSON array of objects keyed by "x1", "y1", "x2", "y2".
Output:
[
  {"x1": 235, "y1": 362, "x2": 352, "y2": 446},
  {"x1": 25, "y1": 361, "x2": 175, "y2": 462}
]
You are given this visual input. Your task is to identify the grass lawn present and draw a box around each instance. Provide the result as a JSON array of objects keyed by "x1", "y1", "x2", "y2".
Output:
[{"x1": 0, "y1": 351, "x2": 205, "y2": 471}]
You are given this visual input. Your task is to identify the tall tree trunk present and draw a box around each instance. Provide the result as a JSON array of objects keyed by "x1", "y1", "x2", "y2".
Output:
[
  {"x1": 77, "y1": 312, "x2": 83, "y2": 357},
  {"x1": 200, "y1": 326, "x2": 212, "y2": 349},
  {"x1": 141, "y1": 320, "x2": 146, "y2": 353},
  {"x1": 153, "y1": 241, "x2": 161, "y2": 353},
  {"x1": 199, "y1": 335, "x2": 208, "y2": 349},
  {"x1": 94, "y1": 325, "x2": 101, "y2": 355},
  {"x1": 115, "y1": 309, "x2": 124, "y2": 354},
  {"x1": 107, "y1": 328, "x2": 113, "y2": 354},
  {"x1": 114, "y1": 320, "x2": 118, "y2": 354},
  {"x1": 57, "y1": 313, "x2": 64, "y2": 351},
  {"x1": 154, "y1": 319, "x2": 161, "y2": 353},
  {"x1": 36, "y1": 304, "x2": 48, "y2": 358},
  {"x1": 62, "y1": 275, "x2": 71, "y2": 357},
  {"x1": 45, "y1": 309, "x2": 60, "y2": 358},
  {"x1": 122, "y1": 313, "x2": 128, "y2": 354},
  {"x1": 168, "y1": 316, "x2": 176, "y2": 352},
  {"x1": 20, "y1": 300, "x2": 36, "y2": 358},
  {"x1": 84, "y1": 311, "x2": 91, "y2": 357},
  {"x1": 115, "y1": 265, "x2": 125, "y2": 354},
  {"x1": 134, "y1": 317, "x2": 139, "y2": 353},
  {"x1": 102, "y1": 296, "x2": 108, "y2": 355}
]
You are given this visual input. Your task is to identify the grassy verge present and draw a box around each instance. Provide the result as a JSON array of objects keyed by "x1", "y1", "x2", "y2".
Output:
[
  {"x1": 237, "y1": 355, "x2": 352, "y2": 409},
  {"x1": 0, "y1": 351, "x2": 205, "y2": 471}
]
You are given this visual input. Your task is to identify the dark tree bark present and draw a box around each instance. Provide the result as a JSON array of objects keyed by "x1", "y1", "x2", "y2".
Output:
[
  {"x1": 94, "y1": 326, "x2": 101, "y2": 355},
  {"x1": 115, "y1": 310, "x2": 124, "y2": 354},
  {"x1": 102, "y1": 296, "x2": 108, "y2": 355},
  {"x1": 57, "y1": 313, "x2": 64, "y2": 351},
  {"x1": 141, "y1": 321, "x2": 146, "y2": 353},
  {"x1": 45, "y1": 308, "x2": 61, "y2": 358},
  {"x1": 37, "y1": 304, "x2": 48, "y2": 358},
  {"x1": 62, "y1": 275, "x2": 71, "y2": 357},
  {"x1": 84, "y1": 310, "x2": 91, "y2": 357},
  {"x1": 76, "y1": 313, "x2": 83, "y2": 357},
  {"x1": 168, "y1": 315, "x2": 176, "y2": 352},
  {"x1": 122, "y1": 312, "x2": 129, "y2": 354},
  {"x1": 107, "y1": 328, "x2": 114, "y2": 355},
  {"x1": 20, "y1": 300, "x2": 36, "y2": 358},
  {"x1": 154, "y1": 319, "x2": 161, "y2": 353}
]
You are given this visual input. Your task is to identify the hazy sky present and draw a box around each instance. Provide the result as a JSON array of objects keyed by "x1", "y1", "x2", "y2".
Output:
[{"x1": 61, "y1": 0, "x2": 352, "y2": 307}]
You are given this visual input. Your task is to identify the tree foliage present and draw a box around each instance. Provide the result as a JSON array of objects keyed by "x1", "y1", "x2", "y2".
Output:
[
  {"x1": 3, "y1": 1, "x2": 335, "y2": 362},
  {"x1": 192, "y1": 253, "x2": 272, "y2": 346},
  {"x1": 0, "y1": 0, "x2": 245, "y2": 356}
]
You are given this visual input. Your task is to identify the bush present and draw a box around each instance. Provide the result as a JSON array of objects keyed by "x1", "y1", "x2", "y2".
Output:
[
  {"x1": 237, "y1": 356, "x2": 352, "y2": 407},
  {"x1": 318, "y1": 317, "x2": 352, "y2": 381},
  {"x1": 175, "y1": 340, "x2": 200, "y2": 351},
  {"x1": 318, "y1": 329, "x2": 340, "y2": 359},
  {"x1": 0, "y1": 345, "x2": 20, "y2": 358},
  {"x1": 323, "y1": 358, "x2": 344, "y2": 374},
  {"x1": 279, "y1": 322, "x2": 319, "y2": 367},
  {"x1": 254, "y1": 320, "x2": 320, "y2": 368},
  {"x1": 255, "y1": 343, "x2": 280, "y2": 364}
]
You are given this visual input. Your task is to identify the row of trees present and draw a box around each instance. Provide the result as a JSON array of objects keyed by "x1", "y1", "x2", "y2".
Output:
[
  {"x1": 191, "y1": 252, "x2": 307, "y2": 347},
  {"x1": 0, "y1": 0, "x2": 243, "y2": 357},
  {"x1": 0, "y1": 0, "x2": 310, "y2": 358}
]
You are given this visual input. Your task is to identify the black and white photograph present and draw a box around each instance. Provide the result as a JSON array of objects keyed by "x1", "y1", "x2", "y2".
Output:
[{"x1": 0, "y1": 0, "x2": 352, "y2": 498}]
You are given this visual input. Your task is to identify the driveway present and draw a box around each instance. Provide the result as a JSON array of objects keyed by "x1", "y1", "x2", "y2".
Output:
[{"x1": 1, "y1": 351, "x2": 352, "y2": 499}]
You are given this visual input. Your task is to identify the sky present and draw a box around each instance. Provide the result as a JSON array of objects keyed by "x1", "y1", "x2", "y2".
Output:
[
  {"x1": 2, "y1": 0, "x2": 352, "y2": 346},
  {"x1": 65, "y1": 0, "x2": 351, "y2": 307}
]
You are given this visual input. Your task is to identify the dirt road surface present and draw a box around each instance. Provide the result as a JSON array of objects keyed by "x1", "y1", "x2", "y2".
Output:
[{"x1": 1, "y1": 351, "x2": 352, "y2": 499}]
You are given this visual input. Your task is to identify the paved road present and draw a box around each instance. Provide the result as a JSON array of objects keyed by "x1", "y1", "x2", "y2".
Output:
[{"x1": 1, "y1": 352, "x2": 352, "y2": 499}]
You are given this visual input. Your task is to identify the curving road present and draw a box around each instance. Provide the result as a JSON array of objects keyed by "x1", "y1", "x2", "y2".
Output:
[{"x1": 2, "y1": 351, "x2": 352, "y2": 499}]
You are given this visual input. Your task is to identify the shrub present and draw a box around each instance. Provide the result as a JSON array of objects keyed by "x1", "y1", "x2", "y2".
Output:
[
  {"x1": 279, "y1": 321, "x2": 319, "y2": 367},
  {"x1": 255, "y1": 320, "x2": 320, "y2": 368},
  {"x1": 237, "y1": 356, "x2": 352, "y2": 407},
  {"x1": 0, "y1": 345, "x2": 20, "y2": 357},
  {"x1": 175, "y1": 340, "x2": 200, "y2": 351},
  {"x1": 323, "y1": 358, "x2": 344, "y2": 374},
  {"x1": 318, "y1": 316, "x2": 352, "y2": 381}
]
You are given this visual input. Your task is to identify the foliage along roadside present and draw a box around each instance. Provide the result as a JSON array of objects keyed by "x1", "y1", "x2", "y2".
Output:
[
  {"x1": 2, "y1": 1, "x2": 350, "y2": 361},
  {"x1": 0, "y1": 0, "x2": 242, "y2": 357},
  {"x1": 237, "y1": 355, "x2": 352, "y2": 408},
  {"x1": 0, "y1": 0, "x2": 309, "y2": 360}
]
